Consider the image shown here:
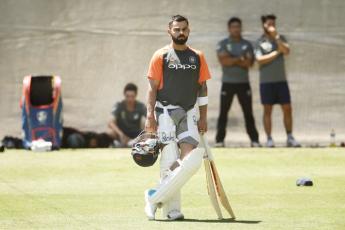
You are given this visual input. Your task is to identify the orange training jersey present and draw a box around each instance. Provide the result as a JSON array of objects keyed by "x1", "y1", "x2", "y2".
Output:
[{"x1": 147, "y1": 45, "x2": 211, "y2": 110}]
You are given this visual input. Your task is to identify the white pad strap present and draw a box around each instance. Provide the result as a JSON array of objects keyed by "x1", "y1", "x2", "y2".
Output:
[
  {"x1": 156, "y1": 101, "x2": 181, "y2": 109},
  {"x1": 157, "y1": 107, "x2": 176, "y2": 144},
  {"x1": 149, "y1": 147, "x2": 205, "y2": 204},
  {"x1": 197, "y1": 96, "x2": 208, "y2": 106}
]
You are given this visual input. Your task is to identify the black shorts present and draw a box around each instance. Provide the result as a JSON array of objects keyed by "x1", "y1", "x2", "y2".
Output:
[{"x1": 260, "y1": 81, "x2": 291, "y2": 105}]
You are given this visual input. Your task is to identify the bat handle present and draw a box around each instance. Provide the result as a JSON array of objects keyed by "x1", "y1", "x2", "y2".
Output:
[{"x1": 199, "y1": 133, "x2": 214, "y2": 160}]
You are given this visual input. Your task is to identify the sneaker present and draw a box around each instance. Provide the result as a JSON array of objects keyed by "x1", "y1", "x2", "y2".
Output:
[
  {"x1": 214, "y1": 142, "x2": 225, "y2": 148},
  {"x1": 251, "y1": 141, "x2": 262, "y2": 147},
  {"x1": 167, "y1": 209, "x2": 184, "y2": 221},
  {"x1": 127, "y1": 139, "x2": 135, "y2": 148},
  {"x1": 112, "y1": 140, "x2": 121, "y2": 148},
  {"x1": 144, "y1": 189, "x2": 157, "y2": 220},
  {"x1": 287, "y1": 137, "x2": 301, "y2": 147},
  {"x1": 266, "y1": 138, "x2": 275, "y2": 148}
]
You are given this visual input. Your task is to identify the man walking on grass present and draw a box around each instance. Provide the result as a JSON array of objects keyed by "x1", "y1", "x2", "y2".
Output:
[{"x1": 144, "y1": 15, "x2": 211, "y2": 220}]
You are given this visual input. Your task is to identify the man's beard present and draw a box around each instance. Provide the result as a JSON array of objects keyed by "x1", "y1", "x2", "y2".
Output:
[{"x1": 171, "y1": 35, "x2": 188, "y2": 45}]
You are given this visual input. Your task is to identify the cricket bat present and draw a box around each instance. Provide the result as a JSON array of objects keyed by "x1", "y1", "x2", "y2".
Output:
[
  {"x1": 204, "y1": 158, "x2": 223, "y2": 219},
  {"x1": 200, "y1": 134, "x2": 236, "y2": 219}
]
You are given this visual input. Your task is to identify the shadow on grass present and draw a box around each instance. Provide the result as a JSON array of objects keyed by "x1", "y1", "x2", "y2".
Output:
[{"x1": 156, "y1": 218, "x2": 261, "y2": 224}]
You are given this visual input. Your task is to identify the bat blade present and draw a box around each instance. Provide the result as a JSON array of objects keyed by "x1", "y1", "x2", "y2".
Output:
[
  {"x1": 200, "y1": 134, "x2": 236, "y2": 219},
  {"x1": 204, "y1": 158, "x2": 223, "y2": 219},
  {"x1": 210, "y1": 161, "x2": 236, "y2": 219}
]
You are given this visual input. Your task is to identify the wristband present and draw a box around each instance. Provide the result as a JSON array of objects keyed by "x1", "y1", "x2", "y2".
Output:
[{"x1": 197, "y1": 96, "x2": 208, "y2": 106}]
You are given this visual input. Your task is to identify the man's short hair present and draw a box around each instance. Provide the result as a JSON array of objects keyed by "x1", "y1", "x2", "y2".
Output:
[
  {"x1": 169, "y1": 15, "x2": 189, "y2": 28},
  {"x1": 227, "y1": 17, "x2": 242, "y2": 27},
  {"x1": 124, "y1": 83, "x2": 138, "y2": 94},
  {"x1": 261, "y1": 14, "x2": 277, "y2": 24}
]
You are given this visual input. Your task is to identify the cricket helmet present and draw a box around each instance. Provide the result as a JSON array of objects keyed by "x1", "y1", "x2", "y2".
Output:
[{"x1": 131, "y1": 131, "x2": 161, "y2": 167}]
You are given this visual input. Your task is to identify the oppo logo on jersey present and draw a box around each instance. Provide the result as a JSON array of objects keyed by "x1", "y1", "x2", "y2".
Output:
[{"x1": 168, "y1": 63, "x2": 197, "y2": 70}]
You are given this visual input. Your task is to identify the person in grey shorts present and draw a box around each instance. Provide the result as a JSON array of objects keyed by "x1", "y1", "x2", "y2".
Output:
[
  {"x1": 255, "y1": 14, "x2": 300, "y2": 147},
  {"x1": 155, "y1": 107, "x2": 199, "y2": 147},
  {"x1": 144, "y1": 15, "x2": 211, "y2": 220},
  {"x1": 215, "y1": 17, "x2": 260, "y2": 147}
]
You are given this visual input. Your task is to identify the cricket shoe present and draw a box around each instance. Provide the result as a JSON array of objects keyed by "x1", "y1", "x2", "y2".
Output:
[
  {"x1": 287, "y1": 137, "x2": 301, "y2": 147},
  {"x1": 214, "y1": 142, "x2": 225, "y2": 148},
  {"x1": 112, "y1": 140, "x2": 121, "y2": 148},
  {"x1": 266, "y1": 138, "x2": 275, "y2": 148},
  {"x1": 251, "y1": 141, "x2": 262, "y2": 147},
  {"x1": 167, "y1": 209, "x2": 184, "y2": 221},
  {"x1": 145, "y1": 189, "x2": 157, "y2": 220}
]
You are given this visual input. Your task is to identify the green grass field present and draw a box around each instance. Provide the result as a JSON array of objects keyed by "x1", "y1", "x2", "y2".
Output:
[{"x1": 0, "y1": 148, "x2": 344, "y2": 230}]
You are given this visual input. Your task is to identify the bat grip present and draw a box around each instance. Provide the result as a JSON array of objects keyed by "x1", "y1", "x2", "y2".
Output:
[{"x1": 199, "y1": 133, "x2": 213, "y2": 160}]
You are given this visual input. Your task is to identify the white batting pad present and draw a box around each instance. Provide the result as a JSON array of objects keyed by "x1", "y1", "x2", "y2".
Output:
[
  {"x1": 160, "y1": 142, "x2": 179, "y2": 178},
  {"x1": 149, "y1": 147, "x2": 205, "y2": 204}
]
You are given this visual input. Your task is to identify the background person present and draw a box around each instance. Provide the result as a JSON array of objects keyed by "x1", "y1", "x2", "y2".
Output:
[
  {"x1": 215, "y1": 17, "x2": 260, "y2": 147},
  {"x1": 255, "y1": 14, "x2": 300, "y2": 147},
  {"x1": 62, "y1": 127, "x2": 113, "y2": 148},
  {"x1": 108, "y1": 83, "x2": 146, "y2": 147}
]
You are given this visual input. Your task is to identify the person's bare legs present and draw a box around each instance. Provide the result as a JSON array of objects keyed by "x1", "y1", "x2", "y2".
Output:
[
  {"x1": 107, "y1": 130, "x2": 130, "y2": 147},
  {"x1": 263, "y1": 104, "x2": 273, "y2": 137},
  {"x1": 281, "y1": 103, "x2": 292, "y2": 133},
  {"x1": 107, "y1": 130, "x2": 118, "y2": 140},
  {"x1": 263, "y1": 104, "x2": 275, "y2": 147},
  {"x1": 281, "y1": 103, "x2": 300, "y2": 147}
]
